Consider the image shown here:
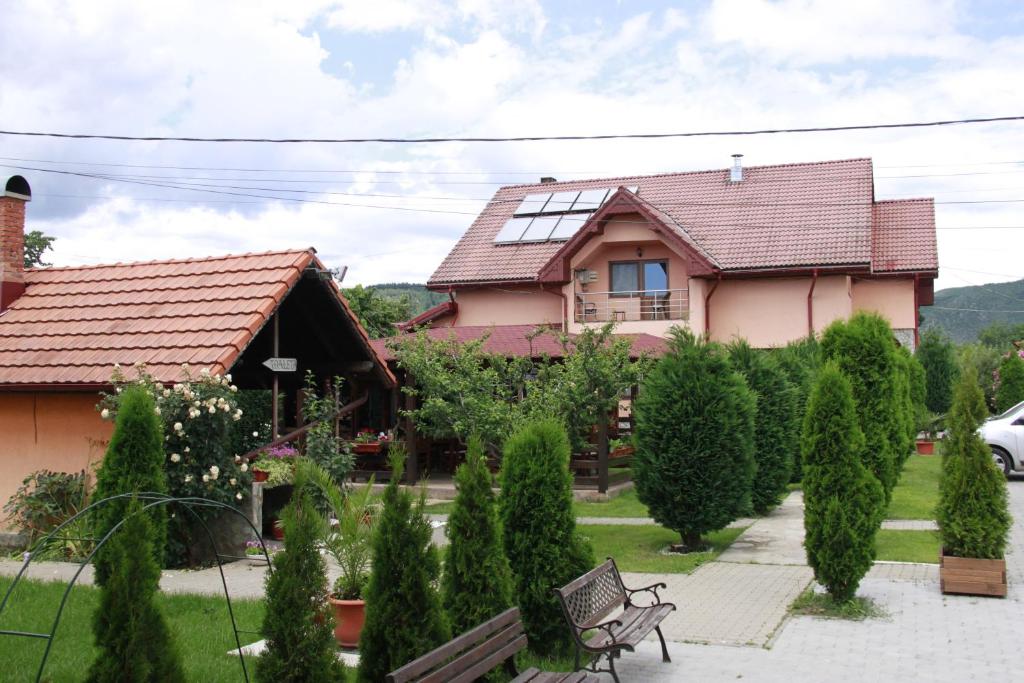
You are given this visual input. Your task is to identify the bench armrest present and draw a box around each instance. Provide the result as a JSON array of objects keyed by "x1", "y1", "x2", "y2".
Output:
[
  {"x1": 624, "y1": 581, "x2": 667, "y2": 606},
  {"x1": 579, "y1": 616, "x2": 623, "y2": 640}
]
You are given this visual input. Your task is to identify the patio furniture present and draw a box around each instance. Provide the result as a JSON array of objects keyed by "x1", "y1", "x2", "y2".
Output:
[
  {"x1": 555, "y1": 558, "x2": 676, "y2": 683},
  {"x1": 386, "y1": 607, "x2": 599, "y2": 683}
]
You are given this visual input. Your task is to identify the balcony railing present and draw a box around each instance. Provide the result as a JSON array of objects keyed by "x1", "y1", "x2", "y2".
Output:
[{"x1": 574, "y1": 289, "x2": 689, "y2": 323}]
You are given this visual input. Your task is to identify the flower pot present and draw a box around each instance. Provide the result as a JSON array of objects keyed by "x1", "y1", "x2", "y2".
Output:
[
  {"x1": 328, "y1": 597, "x2": 366, "y2": 648},
  {"x1": 940, "y1": 551, "x2": 1006, "y2": 597},
  {"x1": 253, "y1": 469, "x2": 269, "y2": 482},
  {"x1": 353, "y1": 442, "x2": 383, "y2": 455},
  {"x1": 916, "y1": 440, "x2": 936, "y2": 455},
  {"x1": 271, "y1": 524, "x2": 285, "y2": 541}
]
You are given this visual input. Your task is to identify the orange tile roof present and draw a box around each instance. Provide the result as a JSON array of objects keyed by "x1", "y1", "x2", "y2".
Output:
[
  {"x1": 0, "y1": 249, "x2": 393, "y2": 387},
  {"x1": 871, "y1": 198, "x2": 939, "y2": 273}
]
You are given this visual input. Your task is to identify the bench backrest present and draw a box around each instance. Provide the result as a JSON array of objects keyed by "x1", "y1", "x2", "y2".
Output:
[
  {"x1": 386, "y1": 607, "x2": 527, "y2": 683},
  {"x1": 555, "y1": 559, "x2": 626, "y2": 630}
]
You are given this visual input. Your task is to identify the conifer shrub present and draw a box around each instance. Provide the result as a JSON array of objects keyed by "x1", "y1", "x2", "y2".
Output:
[
  {"x1": 916, "y1": 329, "x2": 958, "y2": 414},
  {"x1": 893, "y1": 347, "x2": 916, "y2": 463},
  {"x1": 937, "y1": 371, "x2": 1011, "y2": 559},
  {"x1": 634, "y1": 330, "x2": 756, "y2": 549},
  {"x1": 358, "y1": 447, "x2": 449, "y2": 682},
  {"x1": 442, "y1": 435, "x2": 513, "y2": 636},
  {"x1": 996, "y1": 351, "x2": 1024, "y2": 413},
  {"x1": 87, "y1": 498, "x2": 185, "y2": 683},
  {"x1": 801, "y1": 363, "x2": 884, "y2": 603},
  {"x1": 91, "y1": 386, "x2": 168, "y2": 586},
  {"x1": 499, "y1": 419, "x2": 594, "y2": 657},
  {"x1": 256, "y1": 485, "x2": 343, "y2": 683},
  {"x1": 728, "y1": 340, "x2": 799, "y2": 514},
  {"x1": 773, "y1": 335, "x2": 821, "y2": 482},
  {"x1": 820, "y1": 312, "x2": 901, "y2": 502}
]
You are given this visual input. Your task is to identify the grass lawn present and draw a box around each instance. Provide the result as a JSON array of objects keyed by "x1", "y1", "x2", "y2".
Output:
[
  {"x1": 875, "y1": 529, "x2": 940, "y2": 564},
  {"x1": 789, "y1": 588, "x2": 884, "y2": 620},
  {"x1": 887, "y1": 454, "x2": 941, "y2": 520},
  {"x1": 0, "y1": 577, "x2": 266, "y2": 683},
  {"x1": 580, "y1": 524, "x2": 745, "y2": 573}
]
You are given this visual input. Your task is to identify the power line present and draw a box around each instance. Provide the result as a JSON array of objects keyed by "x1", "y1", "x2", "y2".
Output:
[
  {"x1": 930, "y1": 306, "x2": 1024, "y2": 313},
  {"x1": 2, "y1": 114, "x2": 1023, "y2": 144}
]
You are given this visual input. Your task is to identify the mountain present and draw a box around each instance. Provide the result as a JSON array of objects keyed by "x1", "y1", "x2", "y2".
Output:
[
  {"x1": 922, "y1": 278, "x2": 1024, "y2": 343},
  {"x1": 366, "y1": 282, "x2": 448, "y2": 316}
]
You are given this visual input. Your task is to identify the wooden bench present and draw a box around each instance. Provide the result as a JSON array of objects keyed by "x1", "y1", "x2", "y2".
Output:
[
  {"x1": 386, "y1": 606, "x2": 599, "y2": 683},
  {"x1": 555, "y1": 558, "x2": 676, "y2": 683}
]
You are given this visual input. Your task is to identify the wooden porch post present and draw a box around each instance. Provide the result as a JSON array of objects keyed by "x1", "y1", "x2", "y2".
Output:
[
  {"x1": 404, "y1": 375, "x2": 418, "y2": 484},
  {"x1": 597, "y1": 417, "x2": 609, "y2": 494}
]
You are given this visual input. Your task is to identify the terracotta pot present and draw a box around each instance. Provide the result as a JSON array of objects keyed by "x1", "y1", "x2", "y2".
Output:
[
  {"x1": 253, "y1": 469, "x2": 269, "y2": 482},
  {"x1": 940, "y1": 550, "x2": 1006, "y2": 597},
  {"x1": 271, "y1": 523, "x2": 284, "y2": 541},
  {"x1": 328, "y1": 597, "x2": 366, "y2": 648},
  {"x1": 916, "y1": 440, "x2": 936, "y2": 455}
]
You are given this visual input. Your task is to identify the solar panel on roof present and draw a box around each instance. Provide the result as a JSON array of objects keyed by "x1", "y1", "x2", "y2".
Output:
[
  {"x1": 520, "y1": 215, "x2": 562, "y2": 241},
  {"x1": 494, "y1": 217, "x2": 533, "y2": 243},
  {"x1": 515, "y1": 193, "x2": 551, "y2": 215},
  {"x1": 542, "y1": 190, "x2": 580, "y2": 214},
  {"x1": 571, "y1": 188, "x2": 610, "y2": 211},
  {"x1": 549, "y1": 215, "x2": 585, "y2": 241}
]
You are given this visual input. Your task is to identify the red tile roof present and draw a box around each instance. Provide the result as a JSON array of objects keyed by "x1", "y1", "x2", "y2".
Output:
[
  {"x1": 397, "y1": 299, "x2": 456, "y2": 331},
  {"x1": 370, "y1": 324, "x2": 667, "y2": 361},
  {"x1": 871, "y1": 198, "x2": 939, "y2": 273},
  {"x1": 428, "y1": 158, "x2": 937, "y2": 286},
  {"x1": 0, "y1": 249, "x2": 393, "y2": 387}
]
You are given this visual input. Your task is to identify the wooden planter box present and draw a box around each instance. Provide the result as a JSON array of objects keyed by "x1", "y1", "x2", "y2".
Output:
[
  {"x1": 353, "y1": 442, "x2": 385, "y2": 455},
  {"x1": 916, "y1": 439, "x2": 936, "y2": 455},
  {"x1": 940, "y1": 552, "x2": 1006, "y2": 597}
]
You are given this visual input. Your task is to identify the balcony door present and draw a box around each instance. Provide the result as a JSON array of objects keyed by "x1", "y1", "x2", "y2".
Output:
[{"x1": 610, "y1": 260, "x2": 669, "y2": 320}]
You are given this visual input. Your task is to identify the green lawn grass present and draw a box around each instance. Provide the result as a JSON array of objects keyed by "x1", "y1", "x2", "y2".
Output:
[
  {"x1": 580, "y1": 524, "x2": 745, "y2": 573},
  {"x1": 875, "y1": 529, "x2": 940, "y2": 564},
  {"x1": 887, "y1": 455, "x2": 941, "y2": 520},
  {"x1": 0, "y1": 577, "x2": 266, "y2": 683}
]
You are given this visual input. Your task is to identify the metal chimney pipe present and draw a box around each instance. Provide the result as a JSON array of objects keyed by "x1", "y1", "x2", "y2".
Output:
[{"x1": 730, "y1": 154, "x2": 743, "y2": 182}]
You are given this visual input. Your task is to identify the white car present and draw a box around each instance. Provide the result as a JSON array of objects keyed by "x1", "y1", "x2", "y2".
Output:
[{"x1": 981, "y1": 400, "x2": 1024, "y2": 476}]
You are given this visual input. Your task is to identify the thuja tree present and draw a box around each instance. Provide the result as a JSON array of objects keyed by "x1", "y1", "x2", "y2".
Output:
[
  {"x1": 499, "y1": 419, "x2": 594, "y2": 657},
  {"x1": 937, "y1": 371, "x2": 1011, "y2": 559},
  {"x1": 820, "y1": 313, "x2": 901, "y2": 502},
  {"x1": 634, "y1": 330, "x2": 755, "y2": 550},
  {"x1": 774, "y1": 335, "x2": 822, "y2": 482},
  {"x1": 916, "y1": 329, "x2": 958, "y2": 414},
  {"x1": 996, "y1": 351, "x2": 1024, "y2": 413},
  {"x1": 256, "y1": 485, "x2": 343, "y2": 683},
  {"x1": 442, "y1": 435, "x2": 513, "y2": 635},
  {"x1": 893, "y1": 347, "x2": 916, "y2": 463},
  {"x1": 91, "y1": 386, "x2": 168, "y2": 586},
  {"x1": 358, "y1": 447, "x2": 449, "y2": 682},
  {"x1": 87, "y1": 499, "x2": 185, "y2": 683},
  {"x1": 727, "y1": 340, "x2": 798, "y2": 513},
  {"x1": 801, "y1": 363, "x2": 884, "y2": 603}
]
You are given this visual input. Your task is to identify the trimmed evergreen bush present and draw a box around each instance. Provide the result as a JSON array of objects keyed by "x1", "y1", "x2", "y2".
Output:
[
  {"x1": 442, "y1": 435, "x2": 513, "y2": 636},
  {"x1": 256, "y1": 485, "x2": 343, "y2": 683},
  {"x1": 728, "y1": 340, "x2": 799, "y2": 513},
  {"x1": 937, "y1": 371, "x2": 1011, "y2": 559},
  {"x1": 801, "y1": 363, "x2": 884, "y2": 603},
  {"x1": 87, "y1": 498, "x2": 185, "y2": 683},
  {"x1": 774, "y1": 335, "x2": 822, "y2": 482},
  {"x1": 996, "y1": 351, "x2": 1024, "y2": 413},
  {"x1": 358, "y1": 448, "x2": 449, "y2": 682},
  {"x1": 499, "y1": 419, "x2": 594, "y2": 657},
  {"x1": 634, "y1": 330, "x2": 756, "y2": 549},
  {"x1": 92, "y1": 386, "x2": 168, "y2": 586},
  {"x1": 916, "y1": 329, "x2": 958, "y2": 414},
  {"x1": 893, "y1": 347, "x2": 916, "y2": 463}
]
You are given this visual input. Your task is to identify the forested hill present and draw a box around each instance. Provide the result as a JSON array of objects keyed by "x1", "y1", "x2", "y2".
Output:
[
  {"x1": 367, "y1": 283, "x2": 447, "y2": 316},
  {"x1": 922, "y1": 278, "x2": 1024, "y2": 343}
]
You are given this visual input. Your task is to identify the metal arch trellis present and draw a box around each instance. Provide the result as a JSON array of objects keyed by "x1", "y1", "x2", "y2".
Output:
[{"x1": 0, "y1": 492, "x2": 274, "y2": 683}]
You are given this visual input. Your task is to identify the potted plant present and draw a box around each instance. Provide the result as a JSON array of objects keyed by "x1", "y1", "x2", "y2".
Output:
[
  {"x1": 916, "y1": 412, "x2": 943, "y2": 455},
  {"x1": 252, "y1": 444, "x2": 299, "y2": 488},
  {"x1": 244, "y1": 539, "x2": 271, "y2": 565},
  {"x1": 352, "y1": 430, "x2": 389, "y2": 455}
]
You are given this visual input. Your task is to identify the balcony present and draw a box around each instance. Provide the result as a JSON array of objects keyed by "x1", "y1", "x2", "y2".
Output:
[{"x1": 574, "y1": 289, "x2": 689, "y2": 323}]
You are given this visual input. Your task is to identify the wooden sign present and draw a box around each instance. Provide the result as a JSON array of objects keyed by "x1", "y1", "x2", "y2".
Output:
[{"x1": 262, "y1": 357, "x2": 298, "y2": 372}]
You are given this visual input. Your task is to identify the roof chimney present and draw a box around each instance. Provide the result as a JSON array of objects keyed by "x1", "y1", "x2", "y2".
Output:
[
  {"x1": 729, "y1": 154, "x2": 743, "y2": 182},
  {"x1": 1, "y1": 175, "x2": 31, "y2": 312},
  {"x1": 540, "y1": 176, "x2": 557, "y2": 184}
]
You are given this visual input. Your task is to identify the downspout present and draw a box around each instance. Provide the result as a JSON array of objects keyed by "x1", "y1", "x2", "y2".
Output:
[
  {"x1": 913, "y1": 273, "x2": 920, "y2": 347},
  {"x1": 703, "y1": 274, "x2": 722, "y2": 337},
  {"x1": 807, "y1": 269, "x2": 819, "y2": 337},
  {"x1": 447, "y1": 288, "x2": 458, "y2": 327}
]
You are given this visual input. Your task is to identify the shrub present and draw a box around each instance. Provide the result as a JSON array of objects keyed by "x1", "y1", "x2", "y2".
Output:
[
  {"x1": 87, "y1": 498, "x2": 185, "y2": 683},
  {"x1": 442, "y1": 435, "x2": 513, "y2": 635},
  {"x1": 358, "y1": 447, "x2": 449, "y2": 682},
  {"x1": 916, "y1": 329, "x2": 958, "y2": 414},
  {"x1": 92, "y1": 386, "x2": 168, "y2": 586},
  {"x1": 995, "y1": 351, "x2": 1024, "y2": 413},
  {"x1": 728, "y1": 341, "x2": 799, "y2": 513},
  {"x1": 301, "y1": 371, "x2": 354, "y2": 484},
  {"x1": 893, "y1": 347, "x2": 916, "y2": 463},
  {"x1": 499, "y1": 420, "x2": 593, "y2": 657},
  {"x1": 3, "y1": 469, "x2": 89, "y2": 546},
  {"x1": 773, "y1": 335, "x2": 821, "y2": 481},
  {"x1": 937, "y1": 371, "x2": 1011, "y2": 559},
  {"x1": 634, "y1": 330, "x2": 756, "y2": 549},
  {"x1": 801, "y1": 363, "x2": 884, "y2": 603},
  {"x1": 256, "y1": 486, "x2": 343, "y2": 683}
]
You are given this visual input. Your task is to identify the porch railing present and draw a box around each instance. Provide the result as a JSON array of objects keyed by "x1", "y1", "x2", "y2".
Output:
[{"x1": 574, "y1": 288, "x2": 689, "y2": 323}]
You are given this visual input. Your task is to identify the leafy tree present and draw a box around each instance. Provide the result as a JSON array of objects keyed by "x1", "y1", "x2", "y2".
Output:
[
  {"x1": 342, "y1": 284, "x2": 413, "y2": 338},
  {"x1": 92, "y1": 386, "x2": 168, "y2": 586},
  {"x1": 24, "y1": 230, "x2": 55, "y2": 268},
  {"x1": 358, "y1": 447, "x2": 449, "y2": 682},
  {"x1": 634, "y1": 330, "x2": 756, "y2": 550},
  {"x1": 499, "y1": 420, "x2": 593, "y2": 657},
  {"x1": 801, "y1": 363, "x2": 884, "y2": 603},
  {"x1": 995, "y1": 351, "x2": 1024, "y2": 413},
  {"x1": 442, "y1": 435, "x2": 513, "y2": 635},
  {"x1": 300, "y1": 371, "x2": 353, "y2": 484},
  {"x1": 916, "y1": 329, "x2": 958, "y2": 414},
  {"x1": 728, "y1": 340, "x2": 799, "y2": 513},
  {"x1": 256, "y1": 485, "x2": 343, "y2": 683},
  {"x1": 937, "y1": 370, "x2": 1011, "y2": 559},
  {"x1": 820, "y1": 313, "x2": 901, "y2": 502},
  {"x1": 87, "y1": 499, "x2": 185, "y2": 683},
  {"x1": 978, "y1": 321, "x2": 1024, "y2": 350},
  {"x1": 773, "y1": 335, "x2": 822, "y2": 482},
  {"x1": 958, "y1": 343, "x2": 1003, "y2": 412}
]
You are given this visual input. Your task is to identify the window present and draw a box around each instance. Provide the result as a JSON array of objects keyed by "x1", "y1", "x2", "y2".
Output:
[{"x1": 610, "y1": 260, "x2": 668, "y2": 295}]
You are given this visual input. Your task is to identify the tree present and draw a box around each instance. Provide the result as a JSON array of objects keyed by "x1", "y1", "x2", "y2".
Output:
[
  {"x1": 87, "y1": 499, "x2": 185, "y2": 683},
  {"x1": 442, "y1": 435, "x2": 513, "y2": 636},
  {"x1": 256, "y1": 486, "x2": 343, "y2": 683},
  {"x1": 801, "y1": 363, "x2": 884, "y2": 603},
  {"x1": 91, "y1": 386, "x2": 168, "y2": 586},
  {"x1": 937, "y1": 370, "x2": 1011, "y2": 559},
  {"x1": 342, "y1": 284, "x2": 413, "y2": 338},
  {"x1": 995, "y1": 351, "x2": 1024, "y2": 413},
  {"x1": 916, "y1": 329, "x2": 958, "y2": 414},
  {"x1": 728, "y1": 340, "x2": 799, "y2": 513},
  {"x1": 358, "y1": 448, "x2": 449, "y2": 682},
  {"x1": 24, "y1": 230, "x2": 55, "y2": 268},
  {"x1": 773, "y1": 335, "x2": 822, "y2": 482},
  {"x1": 634, "y1": 330, "x2": 756, "y2": 550},
  {"x1": 893, "y1": 347, "x2": 916, "y2": 463},
  {"x1": 958, "y1": 343, "x2": 1003, "y2": 412},
  {"x1": 499, "y1": 420, "x2": 593, "y2": 657},
  {"x1": 978, "y1": 321, "x2": 1024, "y2": 350}
]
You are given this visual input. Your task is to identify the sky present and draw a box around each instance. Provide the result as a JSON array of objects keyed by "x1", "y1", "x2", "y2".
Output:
[{"x1": 1, "y1": 0, "x2": 1024, "y2": 292}]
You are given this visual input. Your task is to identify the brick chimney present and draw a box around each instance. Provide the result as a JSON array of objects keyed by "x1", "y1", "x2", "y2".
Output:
[{"x1": 1, "y1": 175, "x2": 31, "y2": 312}]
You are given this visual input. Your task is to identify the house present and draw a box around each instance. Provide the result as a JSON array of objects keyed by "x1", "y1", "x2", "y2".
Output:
[
  {"x1": 0, "y1": 176, "x2": 395, "y2": 517},
  {"x1": 418, "y1": 157, "x2": 937, "y2": 350}
]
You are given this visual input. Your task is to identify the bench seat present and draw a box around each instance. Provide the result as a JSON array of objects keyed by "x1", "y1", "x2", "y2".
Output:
[{"x1": 584, "y1": 602, "x2": 676, "y2": 650}]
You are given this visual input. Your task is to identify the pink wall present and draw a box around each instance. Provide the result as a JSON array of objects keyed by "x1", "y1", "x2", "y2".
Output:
[
  {"x1": 452, "y1": 287, "x2": 563, "y2": 326},
  {"x1": 709, "y1": 277, "x2": 810, "y2": 346},
  {"x1": 851, "y1": 278, "x2": 916, "y2": 329}
]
